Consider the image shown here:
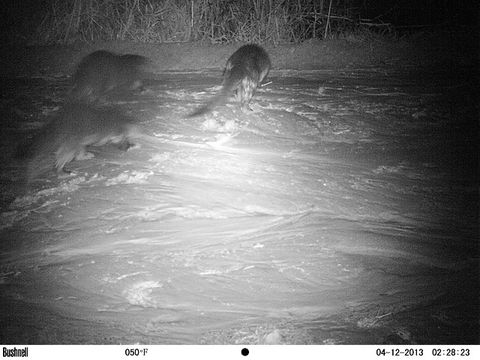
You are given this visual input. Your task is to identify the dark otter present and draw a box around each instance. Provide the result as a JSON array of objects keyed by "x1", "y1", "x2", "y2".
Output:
[
  {"x1": 69, "y1": 50, "x2": 150, "y2": 103},
  {"x1": 189, "y1": 44, "x2": 271, "y2": 117},
  {"x1": 17, "y1": 103, "x2": 139, "y2": 184}
]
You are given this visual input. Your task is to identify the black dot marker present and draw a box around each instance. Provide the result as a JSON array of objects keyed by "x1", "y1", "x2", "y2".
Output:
[{"x1": 241, "y1": 348, "x2": 249, "y2": 356}]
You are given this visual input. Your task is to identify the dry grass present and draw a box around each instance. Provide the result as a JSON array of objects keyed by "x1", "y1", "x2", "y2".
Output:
[
  {"x1": 4, "y1": 0, "x2": 469, "y2": 47},
  {"x1": 23, "y1": 0, "x2": 367, "y2": 45}
]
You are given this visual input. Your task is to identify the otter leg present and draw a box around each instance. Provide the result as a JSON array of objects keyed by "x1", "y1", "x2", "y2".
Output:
[
  {"x1": 54, "y1": 142, "x2": 81, "y2": 177},
  {"x1": 117, "y1": 139, "x2": 134, "y2": 151}
]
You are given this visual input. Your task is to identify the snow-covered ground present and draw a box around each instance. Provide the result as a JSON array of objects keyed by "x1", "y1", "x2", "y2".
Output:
[{"x1": 0, "y1": 69, "x2": 477, "y2": 344}]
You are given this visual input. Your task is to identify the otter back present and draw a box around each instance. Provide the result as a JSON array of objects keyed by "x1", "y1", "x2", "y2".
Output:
[{"x1": 69, "y1": 50, "x2": 150, "y2": 103}]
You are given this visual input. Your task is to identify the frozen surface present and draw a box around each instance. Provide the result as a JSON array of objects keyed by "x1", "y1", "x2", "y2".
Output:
[{"x1": 0, "y1": 69, "x2": 478, "y2": 344}]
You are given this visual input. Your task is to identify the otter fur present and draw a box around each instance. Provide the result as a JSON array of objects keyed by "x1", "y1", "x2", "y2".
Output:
[
  {"x1": 189, "y1": 44, "x2": 271, "y2": 117},
  {"x1": 69, "y1": 50, "x2": 150, "y2": 103},
  {"x1": 16, "y1": 103, "x2": 140, "y2": 184}
]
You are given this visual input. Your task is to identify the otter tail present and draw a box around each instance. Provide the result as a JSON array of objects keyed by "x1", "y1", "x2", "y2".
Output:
[
  {"x1": 188, "y1": 67, "x2": 244, "y2": 117},
  {"x1": 14, "y1": 121, "x2": 55, "y2": 161},
  {"x1": 25, "y1": 127, "x2": 66, "y2": 185}
]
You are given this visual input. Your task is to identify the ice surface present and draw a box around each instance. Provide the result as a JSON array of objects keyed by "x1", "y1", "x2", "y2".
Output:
[{"x1": 0, "y1": 69, "x2": 477, "y2": 344}]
